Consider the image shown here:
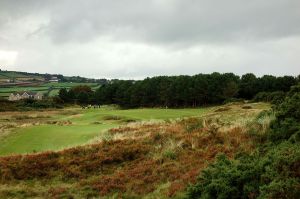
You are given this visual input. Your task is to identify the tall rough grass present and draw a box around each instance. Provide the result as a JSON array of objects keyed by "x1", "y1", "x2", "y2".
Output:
[{"x1": 0, "y1": 103, "x2": 270, "y2": 198}]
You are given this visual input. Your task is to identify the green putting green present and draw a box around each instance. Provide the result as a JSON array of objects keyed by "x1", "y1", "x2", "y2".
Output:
[{"x1": 0, "y1": 107, "x2": 209, "y2": 156}]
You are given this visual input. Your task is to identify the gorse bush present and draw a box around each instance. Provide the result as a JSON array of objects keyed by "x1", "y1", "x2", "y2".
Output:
[
  {"x1": 18, "y1": 98, "x2": 64, "y2": 109},
  {"x1": 0, "y1": 99, "x2": 18, "y2": 111},
  {"x1": 187, "y1": 84, "x2": 300, "y2": 199},
  {"x1": 253, "y1": 91, "x2": 286, "y2": 105},
  {"x1": 269, "y1": 84, "x2": 300, "y2": 143},
  {"x1": 0, "y1": 98, "x2": 63, "y2": 111},
  {"x1": 187, "y1": 143, "x2": 300, "y2": 199}
]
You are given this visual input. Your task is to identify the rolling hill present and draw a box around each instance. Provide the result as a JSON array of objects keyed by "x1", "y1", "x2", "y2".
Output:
[{"x1": 0, "y1": 69, "x2": 106, "y2": 98}]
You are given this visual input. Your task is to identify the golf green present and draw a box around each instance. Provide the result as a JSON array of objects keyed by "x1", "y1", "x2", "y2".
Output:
[{"x1": 0, "y1": 108, "x2": 209, "y2": 156}]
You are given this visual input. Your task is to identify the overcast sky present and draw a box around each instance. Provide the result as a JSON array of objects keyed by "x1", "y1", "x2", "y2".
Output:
[{"x1": 0, "y1": 0, "x2": 299, "y2": 79}]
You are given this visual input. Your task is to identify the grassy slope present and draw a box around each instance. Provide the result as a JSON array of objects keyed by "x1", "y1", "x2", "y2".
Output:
[
  {"x1": 0, "y1": 71, "x2": 29, "y2": 78},
  {"x1": 0, "y1": 108, "x2": 210, "y2": 156},
  {"x1": 0, "y1": 82, "x2": 99, "y2": 98},
  {"x1": 42, "y1": 82, "x2": 99, "y2": 87},
  {"x1": 0, "y1": 71, "x2": 100, "y2": 99},
  {"x1": 0, "y1": 102, "x2": 270, "y2": 198}
]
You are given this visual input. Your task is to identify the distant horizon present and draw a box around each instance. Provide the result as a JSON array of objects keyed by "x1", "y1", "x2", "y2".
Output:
[{"x1": 1, "y1": 67, "x2": 299, "y2": 81}]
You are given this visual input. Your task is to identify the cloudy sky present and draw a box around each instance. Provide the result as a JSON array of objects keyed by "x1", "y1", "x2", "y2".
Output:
[{"x1": 0, "y1": 0, "x2": 299, "y2": 79}]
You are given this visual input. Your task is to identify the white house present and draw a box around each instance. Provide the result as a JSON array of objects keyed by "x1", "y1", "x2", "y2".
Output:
[{"x1": 9, "y1": 91, "x2": 43, "y2": 101}]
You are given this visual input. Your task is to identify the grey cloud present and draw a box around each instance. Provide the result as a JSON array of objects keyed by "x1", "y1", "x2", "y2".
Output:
[
  {"x1": 0, "y1": 0, "x2": 299, "y2": 78},
  {"x1": 2, "y1": 0, "x2": 299, "y2": 45},
  {"x1": 47, "y1": 0, "x2": 300, "y2": 45}
]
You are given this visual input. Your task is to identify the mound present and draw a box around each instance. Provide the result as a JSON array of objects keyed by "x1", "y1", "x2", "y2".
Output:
[{"x1": 0, "y1": 113, "x2": 265, "y2": 198}]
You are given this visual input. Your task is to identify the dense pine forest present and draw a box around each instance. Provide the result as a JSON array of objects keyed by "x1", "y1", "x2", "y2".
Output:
[{"x1": 58, "y1": 73, "x2": 299, "y2": 107}]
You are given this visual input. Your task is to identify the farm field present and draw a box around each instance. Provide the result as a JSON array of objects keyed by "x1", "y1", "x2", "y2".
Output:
[
  {"x1": 0, "y1": 71, "x2": 39, "y2": 79},
  {"x1": 0, "y1": 82, "x2": 100, "y2": 98},
  {"x1": 0, "y1": 71, "x2": 44, "y2": 84},
  {"x1": 0, "y1": 106, "x2": 212, "y2": 156}
]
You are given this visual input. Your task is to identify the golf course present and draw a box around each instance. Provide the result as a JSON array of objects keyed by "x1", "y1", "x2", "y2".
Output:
[
  {"x1": 0, "y1": 71, "x2": 298, "y2": 198},
  {"x1": 0, "y1": 106, "x2": 211, "y2": 156}
]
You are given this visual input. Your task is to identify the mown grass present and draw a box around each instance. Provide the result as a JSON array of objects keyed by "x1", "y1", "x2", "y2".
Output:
[
  {"x1": 0, "y1": 107, "x2": 210, "y2": 156},
  {"x1": 0, "y1": 124, "x2": 115, "y2": 155}
]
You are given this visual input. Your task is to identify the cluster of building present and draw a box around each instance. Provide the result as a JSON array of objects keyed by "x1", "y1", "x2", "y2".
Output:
[
  {"x1": 8, "y1": 91, "x2": 43, "y2": 101},
  {"x1": 49, "y1": 76, "x2": 59, "y2": 82},
  {"x1": 7, "y1": 76, "x2": 60, "y2": 101}
]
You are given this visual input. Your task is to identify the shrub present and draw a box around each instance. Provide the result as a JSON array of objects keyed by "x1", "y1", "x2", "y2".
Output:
[
  {"x1": 187, "y1": 84, "x2": 300, "y2": 199},
  {"x1": 17, "y1": 99, "x2": 64, "y2": 109},
  {"x1": 268, "y1": 91, "x2": 300, "y2": 143},
  {"x1": 187, "y1": 142, "x2": 300, "y2": 199},
  {"x1": 253, "y1": 91, "x2": 286, "y2": 105},
  {"x1": 0, "y1": 99, "x2": 18, "y2": 112}
]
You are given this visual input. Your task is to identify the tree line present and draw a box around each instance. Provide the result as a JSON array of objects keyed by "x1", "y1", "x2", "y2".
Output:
[{"x1": 58, "y1": 73, "x2": 299, "y2": 107}]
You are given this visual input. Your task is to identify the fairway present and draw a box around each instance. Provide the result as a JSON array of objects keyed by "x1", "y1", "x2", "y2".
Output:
[{"x1": 0, "y1": 107, "x2": 209, "y2": 156}]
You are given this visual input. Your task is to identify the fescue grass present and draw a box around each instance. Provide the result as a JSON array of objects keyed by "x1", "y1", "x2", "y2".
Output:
[
  {"x1": 0, "y1": 102, "x2": 271, "y2": 198},
  {"x1": 0, "y1": 103, "x2": 268, "y2": 156}
]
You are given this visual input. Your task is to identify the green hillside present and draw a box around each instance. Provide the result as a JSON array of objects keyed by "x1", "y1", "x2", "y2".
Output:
[
  {"x1": 0, "y1": 70, "x2": 105, "y2": 98},
  {"x1": 0, "y1": 82, "x2": 100, "y2": 98},
  {"x1": 0, "y1": 71, "x2": 43, "y2": 80}
]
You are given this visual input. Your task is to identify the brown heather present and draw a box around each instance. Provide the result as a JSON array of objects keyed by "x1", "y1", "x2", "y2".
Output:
[{"x1": 0, "y1": 105, "x2": 269, "y2": 198}]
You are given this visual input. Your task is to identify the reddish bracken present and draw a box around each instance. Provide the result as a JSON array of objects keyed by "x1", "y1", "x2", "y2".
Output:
[{"x1": 0, "y1": 118, "x2": 255, "y2": 197}]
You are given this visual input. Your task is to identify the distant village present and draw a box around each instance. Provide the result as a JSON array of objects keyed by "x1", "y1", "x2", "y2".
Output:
[
  {"x1": 5, "y1": 75, "x2": 59, "y2": 101},
  {"x1": 8, "y1": 91, "x2": 43, "y2": 101},
  {"x1": 0, "y1": 69, "x2": 107, "y2": 101}
]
